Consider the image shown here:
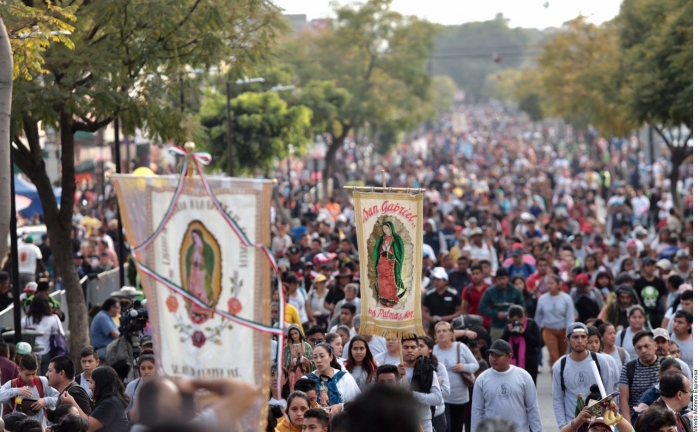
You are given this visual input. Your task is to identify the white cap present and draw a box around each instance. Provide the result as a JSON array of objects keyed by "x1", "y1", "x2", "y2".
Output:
[{"x1": 431, "y1": 267, "x2": 449, "y2": 281}]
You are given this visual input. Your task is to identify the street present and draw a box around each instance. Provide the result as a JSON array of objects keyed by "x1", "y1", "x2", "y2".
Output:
[{"x1": 536, "y1": 349, "x2": 559, "y2": 432}]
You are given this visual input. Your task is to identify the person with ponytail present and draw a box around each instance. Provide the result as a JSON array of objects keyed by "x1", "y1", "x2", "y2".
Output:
[
  {"x1": 305, "y1": 343, "x2": 360, "y2": 416},
  {"x1": 418, "y1": 336, "x2": 449, "y2": 432}
]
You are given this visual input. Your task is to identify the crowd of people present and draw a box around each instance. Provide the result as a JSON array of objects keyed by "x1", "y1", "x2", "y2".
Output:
[
  {"x1": 267, "y1": 103, "x2": 694, "y2": 432},
  {"x1": 0, "y1": 102, "x2": 693, "y2": 432}
]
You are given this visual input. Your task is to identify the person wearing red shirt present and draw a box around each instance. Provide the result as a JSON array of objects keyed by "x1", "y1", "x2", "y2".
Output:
[
  {"x1": 526, "y1": 257, "x2": 550, "y2": 297},
  {"x1": 460, "y1": 265, "x2": 490, "y2": 328}
]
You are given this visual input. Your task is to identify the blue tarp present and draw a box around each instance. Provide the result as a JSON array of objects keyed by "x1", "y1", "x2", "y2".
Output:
[{"x1": 14, "y1": 176, "x2": 62, "y2": 217}]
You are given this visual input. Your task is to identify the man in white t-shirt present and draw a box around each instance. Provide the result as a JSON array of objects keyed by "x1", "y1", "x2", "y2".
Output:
[{"x1": 18, "y1": 236, "x2": 44, "y2": 288}]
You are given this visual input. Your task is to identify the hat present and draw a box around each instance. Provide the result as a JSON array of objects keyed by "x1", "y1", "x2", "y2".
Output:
[
  {"x1": 313, "y1": 274, "x2": 327, "y2": 284},
  {"x1": 655, "y1": 259, "x2": 672, "y2": 271},
  {"x1": 642, "y1": 257, "x2": 656, "y2": 266},
  {"x1": 468, "y1": 217, "x2": 477, "y2": 224},
  {"x1": 487, "y1": 340, "x2": 513, "y2": 355},
  {"x1": 73, "y1": 251, "x2": 83, "y2": 259},
  {"x1": 140, "y1": 335, "x2": 153, "y2": 346},
  {"x1": 110, "y1": 286, "x2": 144, "y2": 297},
  {"x1": 676, "y1": 249, "x2": 690, "y2": 258},
  {"x1": 0, "y1": 272, "x2": 8, "y2": 284},
  {"x1": 469, "y1": 227, "x2": 483, "y2": 237},
  {"x1": 24, "y1": 235, "x2": 34, "y2": 244},
  {"x1": 313, "y1": 253, "x2": 330, "y2": 265},
  {"x1": 287, "y1": 245, "x2": 301, "y2": 255},
  {"x1": 511, "y1": 248, "x2": 522, "y2": 257},
  {"x1": 574, "y1": 274, "x2": 589, "y2": 286},
  {"x1": 587, "y1": 418, "x2": 613, "y2": 431},
  {"x1": 566, "y1": 322, "x2": 588, "y2": 338},
  {"x1": 16, "y1": 342, "x2": 32, "y2": 355},
  {"x1": 653, "y1": 328, "x2": 670, "y2": 341},
  {"x1": 431, "y1": 267, "x2": 449, "y2": 281},
  {"x1": 23, "y1": 282, "x2": 37, "y2": 293}
]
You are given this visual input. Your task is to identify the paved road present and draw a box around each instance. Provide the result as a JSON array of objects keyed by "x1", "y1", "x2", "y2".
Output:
[{"x1": 537, "y1": 349, "x2": 559, "y2": 432}]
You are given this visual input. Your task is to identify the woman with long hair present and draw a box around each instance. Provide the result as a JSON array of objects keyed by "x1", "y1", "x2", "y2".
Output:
[
  {"x1": 598, "y1": 322, "x2": 631, "y2": 373},
  {"x1": 431, "y1": 321, "x2": 479, "y2": 432},
  {"x1": 269, "y1": 365, "x2": 290, "y2": 407},
  {"x1": 283, "y1": 324, "x2": 315, "y2": 391},
  {"x1": 274, "y1": 392, "x2": 310, "y2": 432},
  {"x1": 344, "y1": 336, "x2": 377, "y2": 391},
  {"x1": 614, "y1": 305, "x2": 648, "y2": 361},
  {"x1": 60, "y1": 366, "x2": 129, "y2": 432},
  {"x1": 304, "y1": 343, "x2": 360, "y2": 416},
  {"x1": 22, "y1": 294, "x2": 62, "y2": 375},
  {"x1": 535, "y1": 274, "x2": 575, "y2": 368},
  {"x1": 418, "y1": 336, "x2": 449, "y2": 432}
]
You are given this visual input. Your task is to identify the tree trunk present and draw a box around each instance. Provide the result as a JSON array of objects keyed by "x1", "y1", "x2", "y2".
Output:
[
  {"x1": 654, "y1": 126, "x2": 692, "y2": 211},
  {"x1": 13, "y1": 112, "x2": 89, "y2": 368},
  {"x1": 323, "y1": 124, "x2": 351, "y2": 200},
  {"x1": 0, "y1": 19, "x2": 13, "y2": 260}
]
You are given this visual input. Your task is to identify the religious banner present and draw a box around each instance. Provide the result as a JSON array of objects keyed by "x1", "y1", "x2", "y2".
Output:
[
  {"x1": 112, "y1": 147, "x2": 282, "y2": 432},
  {"x1": 353, "y1": 191, "x2": 425, "y2": 338}
]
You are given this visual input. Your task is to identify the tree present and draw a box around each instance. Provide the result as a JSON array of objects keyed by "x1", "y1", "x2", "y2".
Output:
[
  {"x1": 617, "y1": 0, "x2": 692, "y2": 207},
  {"x1": 0, "y1": 19, "x2": 12, "y2": 262},
  {"x1": 429, "y1": 75, "x2": 457, "y2": 116},
  {"x1": 536, "y1": 17, "x2": 636, "y2": 138},
  {"x1": 277, "y1": 0, "x2": 436, "y2": 197},
  {"x1": 10, "y1": 0, "x2": 284, "y2": 364},
  {"x1": 484, "y1": 68, "x2": 521, "y2": 103},
  {"x1": 198, "y1": 90, "x2": 312, "y2": 175},
  {"x1": 431, "y1": 15, "x2": 541, "y2": 101}
]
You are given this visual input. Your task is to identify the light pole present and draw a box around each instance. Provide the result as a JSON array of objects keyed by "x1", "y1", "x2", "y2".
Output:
[{"x1": 226, "y1": 77, "x2": 264, "y2": 177}]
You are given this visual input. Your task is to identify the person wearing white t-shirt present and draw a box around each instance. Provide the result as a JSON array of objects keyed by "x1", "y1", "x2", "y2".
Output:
[
  {"x1": 21, "y1": 295, "x2": 64, "y2": 376},
  {"x1": 471, "y1": 340, "x2": 542, "y2": 432},
  {"x1": 18, "y1": 236, "x2": 44, "y2": 288},
  {"x1": 375, "y1": 337, "x2": 402, "y2": 365}
]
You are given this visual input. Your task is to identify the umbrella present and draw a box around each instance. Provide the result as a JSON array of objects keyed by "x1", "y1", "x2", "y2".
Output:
[{"x1": 15, "y1": 195, "x2": 31, "y2": 212}]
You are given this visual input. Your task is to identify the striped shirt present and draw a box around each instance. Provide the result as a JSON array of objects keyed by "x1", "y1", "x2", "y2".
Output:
[{"x1": 619, "y1": 357, "x2": 661, "y2": 410}]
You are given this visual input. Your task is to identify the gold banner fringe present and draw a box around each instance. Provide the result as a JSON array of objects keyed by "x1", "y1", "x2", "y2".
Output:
[{"x1": 359, "y1": 321, "x2": 425, "y2": 340}]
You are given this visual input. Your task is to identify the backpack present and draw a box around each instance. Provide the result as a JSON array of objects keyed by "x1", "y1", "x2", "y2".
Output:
[
  {"x1": 49, "y1": 330, "x2": 70, "y2": 358},
  {"x1": 623, "y1": 359, "x2": 637, "y2": 391},
  {"x1": 11, "y1": 376, "x2": 46, "y2": 416},
  {"x1": 560, "y1": 352, "x2": 601, "y2": 393},
  {"x1": 106, "y1": 335, "x2": 133, "y2": 378}
]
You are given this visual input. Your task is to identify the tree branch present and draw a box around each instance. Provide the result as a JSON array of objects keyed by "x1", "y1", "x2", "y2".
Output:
[
  {"x1": 73, "y1": 117, "x2": 115, "y2": 133},
  {"x1": 653, "y1": 125, "x2": 673, "y2": 148}
]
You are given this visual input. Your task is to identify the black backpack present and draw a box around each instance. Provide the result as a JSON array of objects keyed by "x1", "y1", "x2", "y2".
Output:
[{"x1": 559, "y1": 352, "x2": 602, "y2": 392}]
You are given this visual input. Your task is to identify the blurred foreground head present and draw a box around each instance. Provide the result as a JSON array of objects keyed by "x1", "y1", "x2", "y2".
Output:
[{"x1": 344, "y1": 385, "x2": 420, "y2": 432}]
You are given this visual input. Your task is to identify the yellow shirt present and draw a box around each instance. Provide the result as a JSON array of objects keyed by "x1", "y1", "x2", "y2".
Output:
[{"x1": 284, "y1": 304, "x2": 304, "y2": 335}]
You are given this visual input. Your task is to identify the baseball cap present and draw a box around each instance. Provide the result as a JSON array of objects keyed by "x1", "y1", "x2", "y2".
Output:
[
  {"x1": 676, "y1": 249, "x2": 690, "y2": 258},
  {"x1": 653, "y1": 328, "x2": 670, "y2": 341},
  {"x1": 23, "y1": 282, "x2": 37, "y2": 293},
  {"x1": 140, "y1": 335, "x2": 153, "y2": 346},
  {"x1": 0, "y1": 272, "x2": 8, "y2": 284},
  {"x1": 574, "y1": 274, "x2": 589, "y2": 286},
  {"x1": 431, "y1": 267, "x2": 449, "y2": 281},
  {"x1": 468, "y1": 217, "x2": 477, "y2": 224},
  {"x1": 487, "y1": 340, "x2": 513, "y2": 355},
  {"x1": 24, "y1": 235, "x2": 34, "y2": 244},
  {"x1": 313, "y1": 274, "x2": 327, "y2": 284},
  {"x1": 587, "y1": 418, "x2": 613, "y2": 431},
  {"x1": 470, "y1": 227, "x2": 483, "y2": 237},
  {"x1": 655, "y1": 259, "x2": 672, "y2": 271},
  {"x1": 642, "y1": 257, "x2": 656, "y2": 266},
  {"x1": 566, "y1": 322, "x2": 588, "y2": 338},
  {"x1": 16, "y1": 342, "x2": 32, "y2": 355},
  {"x1": 287, "y1": 245, "x2": 300, "y2": 255},
  {"x1": 511, "y1": 248, "x2": 522, "y2": 257}
]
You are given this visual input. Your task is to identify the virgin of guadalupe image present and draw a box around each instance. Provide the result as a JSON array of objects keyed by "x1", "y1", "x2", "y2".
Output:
[
  {"x1": 372, "y1": 221, "x2": 406, "y2": 307},
  {"x1": 180, "y1": 223, "x2": 221, "y2": 324}
]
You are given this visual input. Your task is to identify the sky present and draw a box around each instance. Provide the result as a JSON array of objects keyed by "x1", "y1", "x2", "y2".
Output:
[{"x1": 271, "y1": 0, "x2": 624, "y2": 29}]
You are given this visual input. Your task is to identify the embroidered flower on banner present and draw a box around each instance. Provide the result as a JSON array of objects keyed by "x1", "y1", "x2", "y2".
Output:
[
  {"x1": 166, "y1": 295, "x2": 179, "y2": 313},
  {"x1": 192, "y1": 330, "x2": 206, "y2": 348}
]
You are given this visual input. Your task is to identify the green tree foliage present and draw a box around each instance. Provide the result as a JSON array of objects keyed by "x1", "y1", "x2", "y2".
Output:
[
  {"x1": 1, "y1": 2, "x2": 76, "y2": 80},
  {"x1": 431, "y1": 14, "x2": 540, "y2": 102},
  {"x1": 276, "y1": 0, "x2": 436, "y2": 196},
  {"x1": 198, "y1": 90, "x2": 312, "y2": 175},
  {"x1": 10, "y1": 0, "x2": 284, "y2": 362},
  {"x1": 484, "y1": 68, "x2": 521, "y2": 103},
  {"x1": 617, "y1": 0, "x2": 692, "y2": 207},
  {"x1": 536, "y1": 17, "x2": 635, "y2": 137},
  {"x1": 429, "y1": 75, "x2": 457, "y2": 115}
]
